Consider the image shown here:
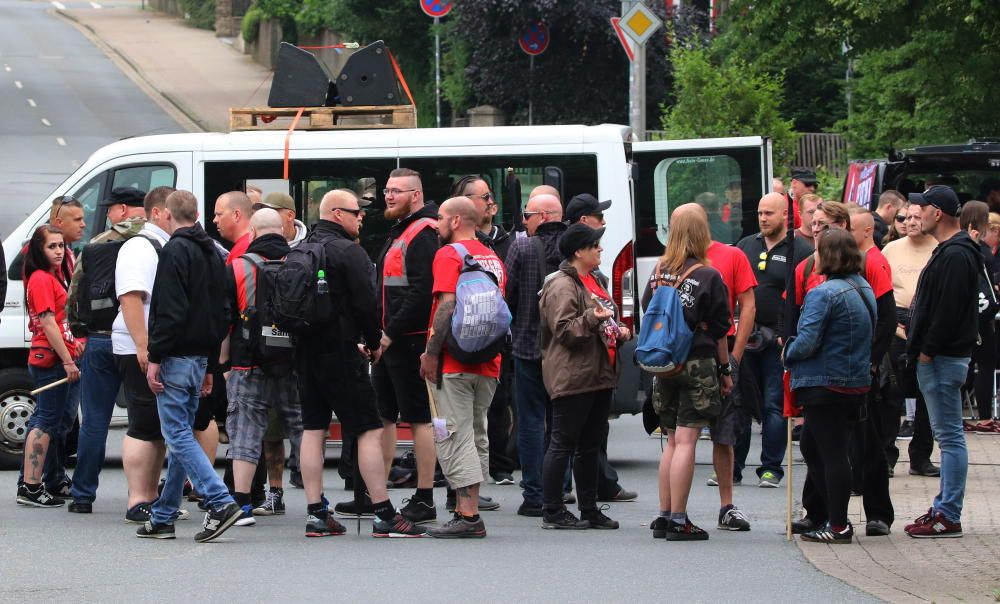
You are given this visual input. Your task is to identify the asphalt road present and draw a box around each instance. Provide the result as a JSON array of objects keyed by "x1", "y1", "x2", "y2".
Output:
[{"x1": 0, "y1": 0, "x2": 180, "y2": 239}]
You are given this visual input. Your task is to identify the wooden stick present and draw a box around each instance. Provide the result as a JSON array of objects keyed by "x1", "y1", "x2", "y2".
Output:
[
  {"x1": 424, "y1": 379, "x2": 439, "y2": 418},
  {"x1": 786, "y1": 417, "x2": 793, "y2": 541},
  {"x1": 31, "y1": 377, "x2": 69, "y2": 396}
]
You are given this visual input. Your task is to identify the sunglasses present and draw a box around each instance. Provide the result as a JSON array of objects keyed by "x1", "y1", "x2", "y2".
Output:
[
  {"x1": 468, "y1": 192, "x2": 494, "y2": 203},
  {"x1": 895, "y1": 215, "x2": 906, "y2": 223},
  {"x1": 333, "y1": 207, "x2": 364, "y2": 216},
  {"x1": 522, "y1": 211, "x2": 544, "y2": 219},
  {"x1": 52, "y1": 195, "x2": 80, "y2": 218},
  {"x1": 589, "y1": 212, "x2": 604, "y2": 220}
]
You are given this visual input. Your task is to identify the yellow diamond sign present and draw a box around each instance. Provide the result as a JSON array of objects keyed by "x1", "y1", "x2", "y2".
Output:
[{"x1": 620, "y1": 2, "x2": 662, "y2": 46}]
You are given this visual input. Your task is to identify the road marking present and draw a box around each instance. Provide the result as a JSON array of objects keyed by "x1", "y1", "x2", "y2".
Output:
[
  {"x1": 51, "y1": 1, "x2": 67, "y2": 9},
  {"x1": 41, "y1": 118, "x2": 52, "y2": 127},
  {"x1": 89, "y1": 1, "x2": 102, "y2": 8},
  {"x1": 15, "y1": 81, "x2": 22, "y2": 88},
  {"x1": 56, "y1": 137, "x2": 66, "y2": 146},
  {"x1": 27, "y1": 98, "x2": 37, "y2": 107}
]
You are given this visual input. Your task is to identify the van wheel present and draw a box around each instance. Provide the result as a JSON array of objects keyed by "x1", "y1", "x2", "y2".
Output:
[{"x1": 0, "y1": 368, "x2": 34, "y2": 470}]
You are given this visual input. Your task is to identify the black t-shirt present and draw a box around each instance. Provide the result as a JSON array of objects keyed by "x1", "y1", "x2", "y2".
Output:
[
  {"x1": 736, "y1": 233, "x2": 813, "y2": 330},
  {"x1": 640, "y1": 258, "x2": 731, "y2": 359}
]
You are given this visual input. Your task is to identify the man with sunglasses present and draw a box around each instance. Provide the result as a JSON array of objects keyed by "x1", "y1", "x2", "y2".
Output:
[{"x1": 873, "y1": 190, "x2": 906, "y2": 249}]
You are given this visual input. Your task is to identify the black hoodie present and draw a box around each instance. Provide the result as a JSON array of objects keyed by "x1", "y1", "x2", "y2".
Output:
[
  {"x1": 148, "y1": 223, "x2": 229, "y2": 367},
  {"x1": 226, "y1": 233, "x2": 290, "y2": 368},
  {"x1": 375, "y1": 203, "x2": 440, "y2": 339},
  {"x1": 907, "y1": 230, "x2": 981, "y2": 358},
  {"x1": 477, "y1": 224, "x2": 513, "y2": 262}
]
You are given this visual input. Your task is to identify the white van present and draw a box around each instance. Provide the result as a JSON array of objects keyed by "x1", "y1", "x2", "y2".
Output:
[{"x1": 0, "y1": 124, "x2": 772, "y2": 467}]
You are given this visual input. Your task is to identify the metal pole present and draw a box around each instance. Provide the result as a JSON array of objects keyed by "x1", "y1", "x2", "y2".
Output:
[
  {"x1": 435, "y1": 16, "x2": 441, "y2": 128},
  {"x1": 528, "y1": 55, "x2": 534, "y2": 126}
]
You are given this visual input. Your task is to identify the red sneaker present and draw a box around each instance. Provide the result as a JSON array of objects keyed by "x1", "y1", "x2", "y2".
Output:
[
  {"x1": 903, "y1": 507, "x2": 934, "y2": 533},
  {"x1": 905, "y1": 512, "x2": 962, "y2": 538}
]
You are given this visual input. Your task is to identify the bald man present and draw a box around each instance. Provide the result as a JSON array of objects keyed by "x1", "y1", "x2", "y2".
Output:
[
  {"x1": 504, "y1": 192, "x2": 569, "y2": 516},
  {"x1": 214, "y1": 191, "x2": 254, "y2": 265},
  {"x1": 528, "y1": 184, "x2": 560, "y2": 201},
  {"x1": 734, "y1": 194, "x2": 814, "y2": 489}
]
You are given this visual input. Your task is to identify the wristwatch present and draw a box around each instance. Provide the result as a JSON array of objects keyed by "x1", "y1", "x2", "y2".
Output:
[{"x1": 718, "y1": 363, "x2": 733, "y2": 377}]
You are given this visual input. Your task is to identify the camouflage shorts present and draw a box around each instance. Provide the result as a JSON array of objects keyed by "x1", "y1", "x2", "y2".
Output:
[{"x1": 652, "y1": 357, "x2": 721, "y2": 430}]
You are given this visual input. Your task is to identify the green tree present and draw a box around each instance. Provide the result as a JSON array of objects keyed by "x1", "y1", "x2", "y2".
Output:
[{"x1": 660, "y1": 43, "x2": 797, "y2": 164}]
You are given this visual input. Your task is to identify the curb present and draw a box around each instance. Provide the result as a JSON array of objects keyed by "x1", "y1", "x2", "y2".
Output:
[{"x1": 54, "y1": 8, "x2": 206, "y2": 133}]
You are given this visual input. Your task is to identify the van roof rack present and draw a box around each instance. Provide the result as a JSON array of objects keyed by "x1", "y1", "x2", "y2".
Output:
[{"x1": 229, "y1": 105, "x2": 417, "y2": 132}]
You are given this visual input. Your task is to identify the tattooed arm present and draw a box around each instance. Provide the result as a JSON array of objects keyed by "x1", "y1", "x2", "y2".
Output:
[{"x1": 420, "y1": 293, "x2": 456, "y2": 383}]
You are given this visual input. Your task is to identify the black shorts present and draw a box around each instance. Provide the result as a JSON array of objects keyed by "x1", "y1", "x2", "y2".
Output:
[
  {"x1": 297, "y1": 345, "x2": 383, "y2": 435},
  {"x1": 115, "y1": 354, "x2": 163, "y2": 442},
  {"x1": 194, "y1": 369, "x2": 226, "y2": 431},
  {"x1": 372, "y1": 333, "x2": 431, "y2": 424}
]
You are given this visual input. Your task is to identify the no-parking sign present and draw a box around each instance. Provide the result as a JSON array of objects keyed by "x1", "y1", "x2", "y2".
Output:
[
  {"x1": 420, "y1": 0, "x2": 453, "y2": 18},
  {"x1": 518, "y1": 20, "x2": 550, "y2": 56}
]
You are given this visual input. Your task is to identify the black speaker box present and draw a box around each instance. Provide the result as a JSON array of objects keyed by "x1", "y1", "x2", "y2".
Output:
[
  {"x1": 268, "y1": 42, "x2": 337, "y2": 108},
  {"x1": 336, "y1": 40, "x2": 401, "y2": 106}
]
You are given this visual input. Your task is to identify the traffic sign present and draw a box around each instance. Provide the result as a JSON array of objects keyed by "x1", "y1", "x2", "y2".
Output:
[
  {"x1": 420, "y1": 0, "x2": 453, "y2": 19},
  {"x1": 620, "y1": 2, "x2": 662, "y2": 46},
  {"x1": 518, "y1": 20, "x2": 550, "y2": 56},
  {"x1": 610, "y1": 17, "x2": 635, "y2": 62}
]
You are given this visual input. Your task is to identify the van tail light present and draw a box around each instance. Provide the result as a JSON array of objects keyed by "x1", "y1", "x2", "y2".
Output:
[{"x1": 612, "y1": 241, "x2": 634, "y2": 331}]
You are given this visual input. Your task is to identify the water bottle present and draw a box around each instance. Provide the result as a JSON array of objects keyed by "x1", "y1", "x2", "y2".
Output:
[{"x1": 316, "y1": 270, "x2": 329, "y2": 295}]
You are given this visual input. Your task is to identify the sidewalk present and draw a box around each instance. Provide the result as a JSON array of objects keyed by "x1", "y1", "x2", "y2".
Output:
[
  {"x1": 800, "y1": 434, "x2": 1000, "y2": 603},
  {"x1": 59, "y1": 0, "x2": 271, "y2": 132}
]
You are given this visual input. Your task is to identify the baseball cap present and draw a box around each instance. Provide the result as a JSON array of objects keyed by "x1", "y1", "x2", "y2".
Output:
[
  {"x1": 565, "y1": 194, "x2": 612, "y2": 224},
  {"x1": 908, "y1": 185, "x2": 961, "y2": 217},
  {"x1": 791, "y1": 169, "x2": 818, "y2": 186},
  {"x1": 100, "y1": 186, "x2": 146, "y2": 207},
  {"x1": 558, "y1": 224, "x2": 605, "y2": 259},
  {"x1": 257, "y1": 192, "x2": 295, "y2": 211}
]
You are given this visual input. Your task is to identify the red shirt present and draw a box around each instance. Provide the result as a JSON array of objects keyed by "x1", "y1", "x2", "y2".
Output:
[
  {"x1": 707, "y1": 241, "x2": 758, "y2": 336},
  {"x1": 580, "y1": 272, "x2": 617, "y2": 366},
  {"x1": 431, "y1": 240, "x2": 507, "y2": 378},
  {"x1": 794, "y1": 246, "x2": 893, "y2": 304},
  {"x1": 226, "y1": 232, "x2": 251, "y2": 266},
  {"x1": 26, "y1": 269, "x2": 76, "y2": 355}
]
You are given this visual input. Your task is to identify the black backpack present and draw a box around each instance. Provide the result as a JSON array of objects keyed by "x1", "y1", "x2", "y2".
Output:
[
  {"x1": 77, "y1": 235, "x2": 161, "y2": 333},
  {"x1": 232, "y1": 253, "x2": 295, "y2": 364},
  {"x1": 267, "y1": 238, "x2": 334, "y2": 333}
]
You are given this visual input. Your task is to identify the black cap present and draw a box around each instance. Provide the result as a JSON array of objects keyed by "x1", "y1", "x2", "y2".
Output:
[
  {"x1": 908, "y1": 185, "x2": 961, "y2": 217},
  {"x1": 565, "y1": 193, "x2": 612, "y2": 224},
  {"x1": 558, "y1": 224, "x2": 605, "y2": 259},
  {"x1": 791, "y1": 169, "x2": 818, "y2": 186},
  {"x1": 101, "y1": 186, "x2": 146, "y2": 207}
]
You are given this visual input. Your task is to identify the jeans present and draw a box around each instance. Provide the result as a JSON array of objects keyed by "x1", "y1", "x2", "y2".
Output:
[
  {"x1": 916, "y1": 355, "x2": 971, "y2": 523},
  {"x1": 152, "y1": 356, "x2": 234, "y2": 525},
  {"x1": 736, "y1": 342, "x2": 786, "y2": 480},
  {"x1": 515, "y1": 357, "x2": 547, "y2": 506},
  {"x1": 71, "y1": 334, "x2": 121, "y2": 503},
  {"x1": 541, "y1": 389, "x2": 611, "y2": 514},
  {"x1": 22, "y1": 364, "x2": 76, "y2": 489}
]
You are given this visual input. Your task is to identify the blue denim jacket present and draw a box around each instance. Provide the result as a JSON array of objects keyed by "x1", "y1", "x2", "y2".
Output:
[{"x1": 784, "y1": 273, "x2": 875, "y2": 390}]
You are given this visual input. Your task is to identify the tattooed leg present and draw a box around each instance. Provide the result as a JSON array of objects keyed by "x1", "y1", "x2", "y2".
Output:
[
  {"x1": 455, "y1": 483, "x2": 481, "y2": 516},
  {"x1": 24, "y1": 428, "x2": 50, "y2": 483}
]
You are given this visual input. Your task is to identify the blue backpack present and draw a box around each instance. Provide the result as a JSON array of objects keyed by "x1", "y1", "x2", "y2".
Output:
[
  {"x1": 445, "y1": 242, "x2": 512, "y2": 364},
  {"x1": 635, "y1": 263, "x2": 702, "y2": 377}
]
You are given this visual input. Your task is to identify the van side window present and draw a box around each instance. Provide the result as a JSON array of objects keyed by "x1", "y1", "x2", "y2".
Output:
[{"x1": 653, "y1": 155, "x2": 744, "y2": 245}]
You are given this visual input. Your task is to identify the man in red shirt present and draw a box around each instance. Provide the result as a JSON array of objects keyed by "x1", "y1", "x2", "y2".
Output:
[
  {"x1": 419, "y1": 197, "x2": 506, "y2": 539},
  {"x1": 213, "y1": 191, "x2": 253, "y2": 265}
]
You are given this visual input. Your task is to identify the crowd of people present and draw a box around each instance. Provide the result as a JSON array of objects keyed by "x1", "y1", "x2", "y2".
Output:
[{"x1": 13, "y1": 166, "x2": 994, "y2": 545}]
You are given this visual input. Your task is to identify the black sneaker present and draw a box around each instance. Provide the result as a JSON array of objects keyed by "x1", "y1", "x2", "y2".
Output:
[
  {"x1": 400, "y1": 497, "x2": 437, "y2": 524},
  {"x1": 124, "y1": 502, "x2": 152, "y2": 524},
  {"x1": 582, "y1": 506, "x2": 619, "y2": 529},
  {"x1": 16, "y1": 484, "x2": 64, "y2": 508},
  {"x1": 896, "y1": 420, "x2": 914, "y2": 439},
  {"x1": 445, "y1": 494, "x2": 500, "y2": 512},
  {"x1": 718, "y1": 504, "x2": 751, "y2": 531},
  {"x1": 650, "y1": 516, "x2": 669, "y2": 539},
  {"x1": 426, "y1": 513, "x2": 487, "y2": 539},
  {"x1": 800, "y1": 522, "x2": 854, "y2": 544},
  {"x1": 865, "y1": 519, "x2": 890, "y2": 536},
  {"x1": 517, "y1": 501, "x2": 543, "y2": 517},
  {"x1": 136, "y1": 520, "x2": 176, "y2": 539},
  {"x1": 68, "y1": 500, "x2": 92, "y2": 514},
  {"x1": 492, "y1": 472, "x2": 515, "y2": 485},
  {"x1": 305, "y1": 513, "x2": 347, "y2": 537},
  {"x1": 664, "y1": 518, "x2": 710, "y2": 541},
  {"x1": 334, "y1": 493, "x2": 374, "y2": 518},
  {"x1": 194, "y1": 502, "x2": 242, "y2": 543},
  {"x1": 387, "y1": 466, "x2": 417, "y2": 489},
  {"x1": 46, "y1": 479, "x2": 72, "y2": 500},
  {"x1": 373, "y1": 513, "x2": 427, "y2": 538},
  {"x1": 542, "y1": 508, "x2": 590, "y2": 530},
  {"x1": 289, "y1": 471, "x2": 304, "y2": 489},
  {"x1": 252, "y1": 489, "x2": 285, "y2": 516},
  {"x1": 791, "y1": 517, "x2": 820, "y2": 535}
]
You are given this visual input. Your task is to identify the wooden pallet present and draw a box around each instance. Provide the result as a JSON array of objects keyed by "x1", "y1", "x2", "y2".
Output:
[{"x1": 229, "y1": 105, "x2": 417, "y2": 131}]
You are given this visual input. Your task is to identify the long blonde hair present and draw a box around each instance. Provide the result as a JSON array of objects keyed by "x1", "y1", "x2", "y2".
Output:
[{"x1": 658, "y1": 209, "x2": 711, "y2": 276}]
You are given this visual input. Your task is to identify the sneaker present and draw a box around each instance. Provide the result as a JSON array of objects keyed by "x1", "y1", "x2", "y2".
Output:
[
  {"x1": 581, "y1": 506, "x2": 619, "y2": 529},
  {"x1": 792, "y1": 517, "x2": 820, "y2": 535},
  {"x1": 865, "y1": 519, "x2": 890, "y2": 536},
  {"x1": 46, "y1": 479, "x2": 72, "y2": 500},
  {"x1": 517, "y1": 501, "x2": 543, "y2": 517},
  {"x1": 124, "y1": 502, "x2": 152, "y2": 524},
  {"x1": 253, "y1": 490, "x2": 285, "y2": 516},
  {"x1": 562, "y1": 491, "x2": 576, "y2": 505},
  {"x1": 174, "y1": 508, "x2": 190, "y2": 521},
  {"x1": 305, "y1": 513, "x2": 347, "y2": 537},
  {"x1": 904, "y1": 508, "x2": 935, "y2": 533},
  {"x1": 16, "y1": 484, "x2": 64, "y2": 508},
  {"x1": 598, "y1": 488, "x2": 637, "y2": 503},
  {"x1": 387, "y1": 466, "x2": 417, "y2": 489},
  {"x1": 909, "y1": 461, "x2": 941, "y2": 477},
  {"x1": 492, "y1": 472, "x2": 515, "y2": 485},
  {"x1": 334, "y1": 493, "x2": 374, "y2": 518},
  {"x1": 905, "y1": 512, "x2": 962, "y2": 538},
  {"x1": 136, "y1": 520, "x2": 175, "y2": 539},
  {"x1": 289, "y1": 470, "x2": 304, "y2": 489},
  {"x1": 186, "y1": 487, "x2": 203, "y2": 503},
  {"x1": 699, "y1": 427, "x2": 711, "y2": 440},
  {"x1": 718, "y1": 504, "x2": 751, "y2": 531},
  {"x1": 427, "y1": 513, "x2": 487, "y2": 539},
  {"x1": 758, "y1": 471, "x2": 781, "y2": 488},
  {"x1": 800, "y1": 522, "x2": 854, "y2": 544},
  {"x1": 373, "y1": 513, "x2": 427, "y2": 538},
  {"x1": 664, "y1": 518, "x2": 709, "y2": 541},
  {"x1": 194, "y1": 502, "x2": 242, "y2": 543},
  {"x1": 445, "y1": 494, "x2": 500, "y2": 512},
  {"x1": 234, "y1": 504, "x2": 256, "y2": 527},
  {"x1": 68, "y1": 500, "x2": 92, "y2": 514},
  {"x1": 542, "y1": 508, "x2": 590, "y2": 530},
  {"x1": 650, "y1": 516, "x2": 669, "y2": 539},
  {"x1": 896, "y1": 420, "x2": 914, "y2": 439},
  {"x1": 400, "y1": 497, "x2": 437, "y2": 524},
  {"x1": 706, "y1": 473, "x2": 719, "y2": 487}
]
